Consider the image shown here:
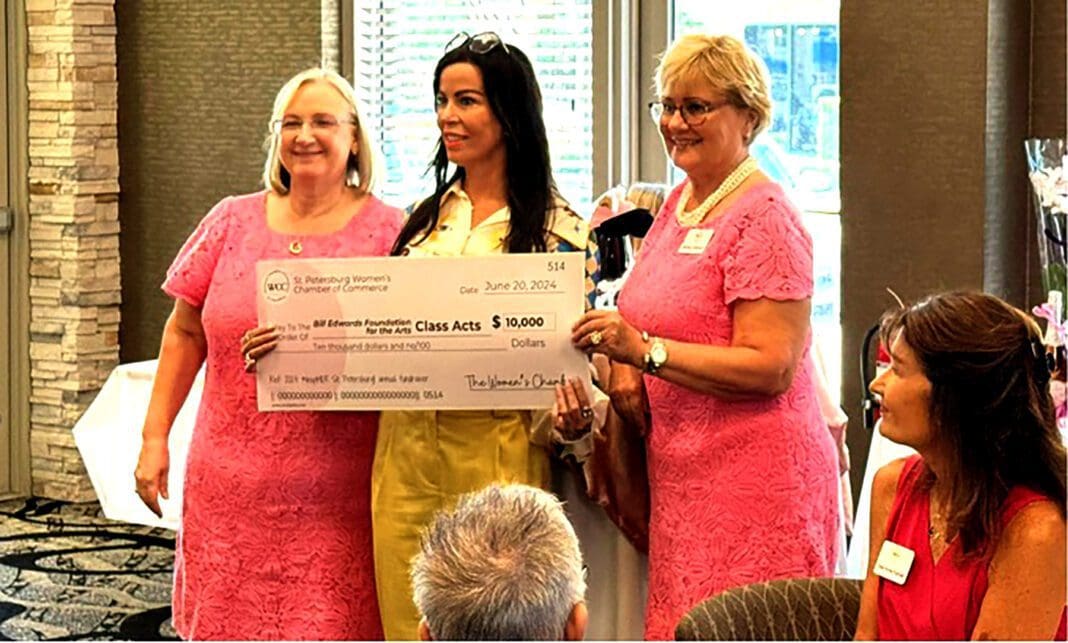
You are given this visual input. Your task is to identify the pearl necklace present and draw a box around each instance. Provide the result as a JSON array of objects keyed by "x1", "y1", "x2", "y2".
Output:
[{"x1": 676, "y1": 156, "x2": 760, "y2": 227}]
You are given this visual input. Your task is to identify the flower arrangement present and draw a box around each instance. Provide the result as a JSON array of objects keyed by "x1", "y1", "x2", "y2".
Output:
[
  {"x1": 1034, "y1": 300, "x2": 1066, "y2": 432},
  {"x1": 1025, "y1": 139, "x2": 1068, "y2": 296},
  {"x1": 1029, "y1": 164, "x2": 1068, "y2": 214}
]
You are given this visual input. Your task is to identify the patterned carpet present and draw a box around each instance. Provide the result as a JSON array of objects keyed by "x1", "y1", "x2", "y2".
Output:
[{"x1": 0, "y1": 497, "x2": 177, "y2": 641}]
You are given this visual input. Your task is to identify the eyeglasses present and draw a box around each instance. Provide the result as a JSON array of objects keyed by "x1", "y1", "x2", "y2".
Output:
[
  {"x1": 270, "y1": 115, "x2": 355, "y2": 135},
  {"x1": 648, "y1": 99, "x2": 730, "y2": 127},
  {"x1": 445, "y1": 31, "x2": 510, "y2": 55}
]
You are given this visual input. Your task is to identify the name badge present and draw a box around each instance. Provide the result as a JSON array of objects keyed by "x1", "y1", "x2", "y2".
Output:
[
  {"x1": 678, "y1": 228, "x2": 714, "y2": 254},
  {"x1": 873, "y1": 540, "x2": 915, "y2": 585}
]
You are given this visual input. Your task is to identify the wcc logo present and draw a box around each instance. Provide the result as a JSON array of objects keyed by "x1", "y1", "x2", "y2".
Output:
[{"x1": 262, "y1": 269, "x2": 291, "y2": 303}]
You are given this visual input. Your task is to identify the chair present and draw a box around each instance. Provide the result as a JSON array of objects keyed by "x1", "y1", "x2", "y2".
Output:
[{"x1": 675, "y1": 577, "x2": 863, "y2": 641}]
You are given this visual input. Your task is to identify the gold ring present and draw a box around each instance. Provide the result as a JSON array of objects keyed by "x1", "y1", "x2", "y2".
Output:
[
  {"x1": 590, "y1": 330, "x2": 603, "y2": 346},
  {"x1": 580, "y1": 406, "x2": 593, "y2": 420}
]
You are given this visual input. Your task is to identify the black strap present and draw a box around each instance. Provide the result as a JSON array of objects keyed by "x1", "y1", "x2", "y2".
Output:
[{"x1": 860, "y1": 322, "x2": 882, "y2": 431}]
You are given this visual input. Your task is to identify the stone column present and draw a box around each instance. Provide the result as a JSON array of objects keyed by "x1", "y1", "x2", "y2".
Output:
[{"x1": 25, "y1": 0, "x2": 119, "y2": 500}]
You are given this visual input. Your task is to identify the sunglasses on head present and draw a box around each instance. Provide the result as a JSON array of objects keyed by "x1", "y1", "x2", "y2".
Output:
[{"x1": 445, "y1": 31, "x2": 510, "y2": 55}]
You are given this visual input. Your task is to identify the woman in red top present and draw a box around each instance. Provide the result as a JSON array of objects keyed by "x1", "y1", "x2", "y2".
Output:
[{"x1": 855, "y1": 291, "x2": 1066, "y2": 641}]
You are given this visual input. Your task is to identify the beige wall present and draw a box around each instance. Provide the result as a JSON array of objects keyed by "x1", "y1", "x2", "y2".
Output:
[
  {"x1": 116, "y1": 1, "x2": 332, "y2": 362},
  {"x1": 1030, "y1": 0, "x2": 1068, "y2": 139},
  {"x1": 840, "y1": 0, "x2": 1066, "y2": 498}
]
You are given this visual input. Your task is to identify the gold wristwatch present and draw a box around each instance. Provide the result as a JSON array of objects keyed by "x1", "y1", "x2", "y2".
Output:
[{"x1": 641, "y1": 330, "x2": 668, "y2": 374}]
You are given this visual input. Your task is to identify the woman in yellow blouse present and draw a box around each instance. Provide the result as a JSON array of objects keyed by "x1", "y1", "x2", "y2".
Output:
[{"x1": 374, "y1": 33, "x2": 599, "y2": 640}]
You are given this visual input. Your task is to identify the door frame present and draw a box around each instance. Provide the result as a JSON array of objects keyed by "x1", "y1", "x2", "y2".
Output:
[{"x1": 4, "y1": 0, "x2": 31, "y2": 498}]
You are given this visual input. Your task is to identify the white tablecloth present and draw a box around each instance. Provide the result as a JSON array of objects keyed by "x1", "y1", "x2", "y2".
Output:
[
  {"x1": 72, "y1": 359, "x2": 202, "y2": 530},
  {"x1": 844, "y1": 421, "x2": 916, "y2": 578}
]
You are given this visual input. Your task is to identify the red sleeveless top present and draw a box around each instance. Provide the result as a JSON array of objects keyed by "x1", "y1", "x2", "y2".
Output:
[{"x1": 876, "y1": 456, "x2": 1066, "y2": 640}]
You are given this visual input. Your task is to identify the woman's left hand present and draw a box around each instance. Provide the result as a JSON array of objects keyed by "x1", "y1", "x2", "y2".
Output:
[
  {"x1": 553, "y1": 376, "x2": 594, "y2": 441},
  {"x1": 572, "y1": 310, "x2": 644, "y2": 368},
  {"x1": 240, "y1": 325, "x2": 280, "y2": 373}
]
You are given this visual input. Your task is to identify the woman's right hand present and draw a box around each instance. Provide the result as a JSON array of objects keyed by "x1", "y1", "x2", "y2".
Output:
[
  {"x1": 241, "y1": 326, "x2": 280, "y2": 372},
  {"x1": 134, "y1": 437, "x2": 170, "y2": 518},
  {"x1": 608, "y1": 361, "x2": 647, "y2": 432}
]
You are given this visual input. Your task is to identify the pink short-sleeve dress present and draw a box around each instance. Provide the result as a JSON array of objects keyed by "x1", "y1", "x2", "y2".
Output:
[
  {"x1": 162, "y1": 191, "x2": 403, "y2": 640},
  {"x1": 617, "y1": 180, "x2": 840, "y2": 640}
]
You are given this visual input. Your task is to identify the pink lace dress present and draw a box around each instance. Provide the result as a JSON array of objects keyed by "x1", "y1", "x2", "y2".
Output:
[
  {"x1": 162, "y1": 191, "x2": 403, "y2": 640},
  {"x1": 617, "y1": 181, "x2": 840, "y2": 640}
]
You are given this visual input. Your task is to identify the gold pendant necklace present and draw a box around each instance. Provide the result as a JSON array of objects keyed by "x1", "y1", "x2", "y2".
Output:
[
  {"x1": 288, "y1": 240, "x2": 303, "y2": 255},
  {"x1": 929, "y1": 497, "x2": 949, "y2": 542},
  {"x1": 676, "y1": 156, "x2": 760, "y2": 227}
]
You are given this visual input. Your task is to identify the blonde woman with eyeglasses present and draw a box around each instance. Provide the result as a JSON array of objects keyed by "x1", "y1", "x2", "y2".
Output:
[
  {"x1": 570, "y1": 34, "x2": 840, "y2": 639},
  {"x1": 133, "y1": 68, "x2": 402, "y2": 639}
]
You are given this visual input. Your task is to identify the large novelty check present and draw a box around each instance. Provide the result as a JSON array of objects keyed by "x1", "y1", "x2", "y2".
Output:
[{"x1": 254, "y1": 253, "x2": 591, "y2": 410}]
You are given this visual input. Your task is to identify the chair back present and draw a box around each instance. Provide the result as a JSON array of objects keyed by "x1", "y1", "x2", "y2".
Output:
[{"x1": 675, "y1": 577, "x2": 863, "y2": 641}]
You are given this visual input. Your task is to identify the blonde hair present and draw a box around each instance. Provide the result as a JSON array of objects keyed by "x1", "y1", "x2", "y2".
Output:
[
  {"x1": 626, "y1": 182, "x2": 667, "y2": 214},
  {"x1": 262, "y1": 68, "x2": 377, "y2": 194},
  {"x1": 654, "y1": 34, "x2": 773, "y2": 140}
]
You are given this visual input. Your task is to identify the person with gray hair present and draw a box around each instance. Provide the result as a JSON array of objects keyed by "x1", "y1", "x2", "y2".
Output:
[{"x1": 411, "y1": 483, "x2": 588, "y2": 641}]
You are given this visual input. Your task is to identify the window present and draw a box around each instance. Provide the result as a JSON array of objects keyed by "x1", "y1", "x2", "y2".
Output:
[
  {"x1": 673, "y1": 1, "x2": 843, "y2": 393},
  {"x1": 349, "y1": 1, "x2": 842, "y2": 393},
  {"x1": 353, "y1": 1, "x2": 594, "y2": 209}
]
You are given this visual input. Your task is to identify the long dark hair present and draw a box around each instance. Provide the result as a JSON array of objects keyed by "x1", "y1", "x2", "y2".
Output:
[
  {"x1": 880, "y1": 290, "x2": 1066, "y2": 558},
  {"x1": 391, "y1": 39, "x2": 554, "y2": 255}
]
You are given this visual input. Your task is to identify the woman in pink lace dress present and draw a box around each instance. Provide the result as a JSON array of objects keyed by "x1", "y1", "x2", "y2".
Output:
[
  {"x1": 133, "y1": 68, "x2": 402, "y2": 640},
  {"x1": 571, "y1": 35, "x2": 839, "y2": 639}
]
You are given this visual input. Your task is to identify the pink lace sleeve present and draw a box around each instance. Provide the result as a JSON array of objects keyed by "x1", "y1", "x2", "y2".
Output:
[
  {"x1": 721, "y1": 194, "x2": 813, "y2": 305},
  {"x1": 162, "y1": 197, "x2": 234, "y2": 308}
]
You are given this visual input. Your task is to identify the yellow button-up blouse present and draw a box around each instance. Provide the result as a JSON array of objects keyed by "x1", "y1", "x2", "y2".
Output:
[{"x1": 371, "y1": 184, "x2": 597, "y2": 640}]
